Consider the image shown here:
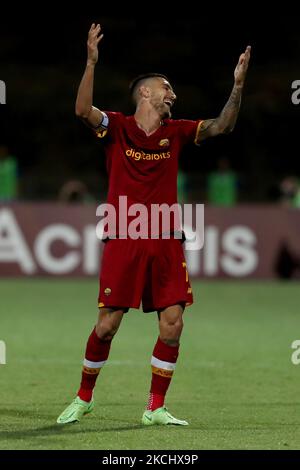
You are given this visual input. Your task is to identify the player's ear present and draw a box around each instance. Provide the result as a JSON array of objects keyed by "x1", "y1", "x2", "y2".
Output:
[{"x1": 140, "y1": 85, "x2": 150, "y2": 99}]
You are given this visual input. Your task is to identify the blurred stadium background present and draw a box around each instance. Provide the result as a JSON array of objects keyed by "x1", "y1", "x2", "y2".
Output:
[{"x1": 1, "y1": 14, "x2": 300, "y2": 451}]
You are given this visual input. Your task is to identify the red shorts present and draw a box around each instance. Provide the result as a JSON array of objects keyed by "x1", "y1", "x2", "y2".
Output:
[{"x1": 98, "y1": 238, "x2": 193, "y2": 313}]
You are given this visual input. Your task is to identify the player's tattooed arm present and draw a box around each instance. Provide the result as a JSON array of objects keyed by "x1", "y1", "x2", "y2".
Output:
[
  {"x1": 196, "y1": 46, "x2": 251, "y2": 143},
  {"x1": 75, "y1": 23, "x2": 104, "y2": 128},
  {"x1": 195, "y1": 85, "x2": 242, "y2": 142}
]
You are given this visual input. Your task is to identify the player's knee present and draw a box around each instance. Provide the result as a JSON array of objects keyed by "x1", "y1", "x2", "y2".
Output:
[
  {"x1": 169, "y1": 317, "x2": 184, "y2": 332},
  {"x1": 98, "y1": 331, "x2": 115, "y2": 341},
  {"x1": 96, "y1": 308, "x2": 124, "y2": 340},
  {"x1": 95, "y1": 318, "x2": 120, "y2": 340},
  {"x1": 95, "y1": 323, "x2": 119, "y2": 340},
  {"x1": 160, "y1": 317, "x2": 184, "y2": 343}
]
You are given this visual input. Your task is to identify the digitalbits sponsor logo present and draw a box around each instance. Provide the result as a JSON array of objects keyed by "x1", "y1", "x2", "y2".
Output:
[
  {"x1": 0, "y1": 80, "x2": 6, "y2": 104},
  {"x1": 0, "y1": 340, "x2": 6, "y2": 364},
  {"x1": 291, "y1": 80, "x2": 300, "y2": 105}
]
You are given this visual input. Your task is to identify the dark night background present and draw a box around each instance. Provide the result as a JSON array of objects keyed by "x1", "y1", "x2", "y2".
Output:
[{"x1": 0, "y1": 13, "x2": 299, "y2": 203}]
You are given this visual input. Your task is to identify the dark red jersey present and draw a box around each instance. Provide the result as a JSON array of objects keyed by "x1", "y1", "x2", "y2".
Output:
[{"x1": 95, "y1": 112, "x2": 202, "y2": 236}]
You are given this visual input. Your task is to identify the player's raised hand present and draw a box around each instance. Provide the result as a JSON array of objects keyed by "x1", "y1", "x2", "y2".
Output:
[
  {"x1": 87, "y1": 23, "x2": 103, "y2": 65},
  {"x1": 234, "y1": 46, "x2": 251, "y2": 87}
]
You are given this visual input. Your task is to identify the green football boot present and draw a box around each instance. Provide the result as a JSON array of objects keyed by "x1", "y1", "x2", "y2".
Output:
[
  {"x1": 57, "y1": 396, "x2": 94, "y2": 424},
  {"x1": 142, "y1": 406, "x2": 188, "y2": 426}
]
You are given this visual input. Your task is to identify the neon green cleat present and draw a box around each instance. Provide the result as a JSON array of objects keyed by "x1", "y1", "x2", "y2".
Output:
[
  {"x1": 142, "y1": 406, "x2": 188, "y2": 426},
  {"x1": 56, "y1": 396, "x2": 94, "y2": 424}
]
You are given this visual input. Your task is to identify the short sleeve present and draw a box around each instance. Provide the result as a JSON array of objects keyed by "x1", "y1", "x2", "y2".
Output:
[
  {"x1": 176, "y1": 119, "x2": 203, "y2": 146},
  {"x1": 94, "y1": 111, "x2": 124, "y2": 141}
]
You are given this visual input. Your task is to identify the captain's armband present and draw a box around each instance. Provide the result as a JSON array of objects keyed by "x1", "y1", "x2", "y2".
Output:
[{"x1": 93, "y1": 112, "x2": 109, "y2": 138}]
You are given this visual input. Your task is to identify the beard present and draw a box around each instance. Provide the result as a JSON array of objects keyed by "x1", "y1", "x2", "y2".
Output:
[{"x1": 152, "y1": 99, "x2": 172, "y2": 119}]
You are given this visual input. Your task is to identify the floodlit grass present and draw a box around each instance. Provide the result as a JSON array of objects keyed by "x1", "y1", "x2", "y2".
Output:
[{"x1": 1, "y1": 279, "x2": 300, "y2": 450}]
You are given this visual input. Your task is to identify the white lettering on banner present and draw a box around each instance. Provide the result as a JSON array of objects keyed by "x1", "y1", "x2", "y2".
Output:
[
  {"x1": 221, "y1": 226, "x2": 258, "y2": 276},
  {"x1": 34, "y1": 225, "x2": 81, "y2": 274},
  {"x1": 184, "y1": 225, "x2": 258, "y2": 277},
  {"x1": 203, "y1": 226, "x2": 219, "y2": 275},
  {"x1": 83, "y1": 225, "x2": 100, "y2": 274},
  {"x1": 0, "y1": 209, "x2": 36, "y2": 273},
  {"x1": 0, "y1": 208, "x2": 258, "y2": 277}
]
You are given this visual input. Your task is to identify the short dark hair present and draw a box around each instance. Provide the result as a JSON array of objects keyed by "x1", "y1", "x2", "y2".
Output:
[{"x1": 129, "y1": 73, "x2": 170, "y2": 95}]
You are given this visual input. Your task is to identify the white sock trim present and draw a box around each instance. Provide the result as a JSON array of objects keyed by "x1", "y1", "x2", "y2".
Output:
[
  {"x1": 151, "y1": 356, "x2": 176, "y2": 371},
  {"x1": 83, "y1": 358, "x2": 106, "y2": 368}
]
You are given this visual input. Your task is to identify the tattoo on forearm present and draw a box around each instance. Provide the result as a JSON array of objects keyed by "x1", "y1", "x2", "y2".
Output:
[
  {"x1": 196, "y1": 85, "x2": 243, "y2": 143},
  {"x1": 218, "y1": 85, "x2": 242, "y2": 132},
  {"x1": 227, "y1": 86, "x2": 241, "y2": 108}
]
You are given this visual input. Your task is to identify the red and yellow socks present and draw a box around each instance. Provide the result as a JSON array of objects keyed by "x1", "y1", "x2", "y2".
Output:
[
  {"x1": 78, "y1": 331, "x2": 179, "y2": 408},
  {"x1": 77, "y1": 327, "x2": 112, "y2": 402},
  {"x1": 147, "y1": 337, "x2": 179, "y2": 411}
]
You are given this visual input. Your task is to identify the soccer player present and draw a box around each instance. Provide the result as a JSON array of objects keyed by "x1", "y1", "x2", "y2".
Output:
[{"x1": 57, "y1": 24, "x2": 251, "y2": 425}]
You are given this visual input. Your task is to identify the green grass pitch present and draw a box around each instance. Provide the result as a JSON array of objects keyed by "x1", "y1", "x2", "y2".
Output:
[{"x1": 0, "y1": 279, "x2": 300, "y2": 450}]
